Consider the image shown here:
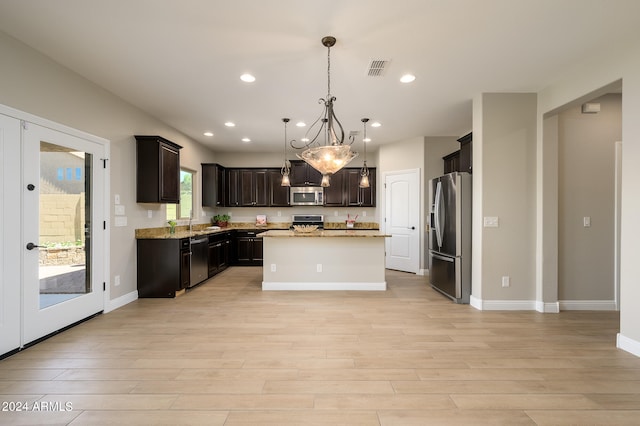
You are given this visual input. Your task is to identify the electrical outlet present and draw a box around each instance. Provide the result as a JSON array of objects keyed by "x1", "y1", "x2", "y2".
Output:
[
  {"x1": 363, "y1": 211, "x2": 367, "y2": 217},
  {"x1": 583, "y1": 216, "x2": 591, "y2": 227},
  {"x1": 270, "y1": 264, "x2": 276, "y2": 272},
  {"x1": 114, "y1": 275, "x2": 120, "y2": 286},
  {"x1": 502, "y1": 276, "x2": 510, "y2": 287},
  {"x1": 147, "y1": 210, "x2": 152, "y2": 218},
  {"x1": 317, "y1": 263, "x2": 323, "y2": 273}
]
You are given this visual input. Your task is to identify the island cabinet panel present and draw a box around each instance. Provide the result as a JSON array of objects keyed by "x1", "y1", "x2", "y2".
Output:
[
  {"x1": 323, "y1": 169, "x2": 346, "y2": 206},
  {"x1": 137, "y1": 238, "x2": 189, "y2": 298},
  {"x1": 289, "y1": 160, "x2": 323, "y2": 186},
  {"x1": 202, "y1": 163, "x2": 225, "y2": 207},
  {"x1": 135, "y1": 135, "x2": 182, "y2": 203},
  {"x1": 268, "y1": 169, "x2": 290, "y2": 207},
  {"x1": 346, "y1": 168, "x2": 376, "y2": 207},
  {"x1": 233, "y1": 230, "x2": 264, "y2": 266}
]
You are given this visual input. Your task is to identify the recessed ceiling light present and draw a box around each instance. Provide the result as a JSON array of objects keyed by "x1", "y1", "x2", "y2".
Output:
[
  {"x1": 241, "y1": 138, "x2": 251, "y2": 143},
  {"x1": 301, "y1": 137, "x2": 309, "y2": 142},
  {"x1": 240, "y1": 73, "x2": 256, "y2": 83},
  {"x1": 371, "y1": 122, "x2": 382, "y2": 128},
  {"x1": 364, "y1": 137, "x2": 371, "y2": 143},
  {"x1": 400, "y1": 74, "x2": 416, "y2": 83},
  {"x1": 224, "y1": 122, "x2": 236, "y2": 127},
  {"x1": 203, "y1": 132, "x2": 214, "y2": 137},
  {"x1": 296, "y1": 122, "x2": 306, "y2": 127}
]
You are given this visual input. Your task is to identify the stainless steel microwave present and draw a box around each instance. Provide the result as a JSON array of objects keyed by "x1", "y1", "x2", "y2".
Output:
[{"x1": 290, "y1": 187, "x2": 324, "y2": 206}]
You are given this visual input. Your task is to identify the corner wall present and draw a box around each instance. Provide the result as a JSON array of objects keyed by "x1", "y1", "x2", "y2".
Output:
[{"x1": 472, "y1": 93, "x2": 537, "y2": 308}]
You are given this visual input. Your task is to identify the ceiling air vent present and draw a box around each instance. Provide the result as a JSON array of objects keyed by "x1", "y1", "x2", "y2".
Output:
[{"x1": 366, "y1": 59, "x2": 391, "y2": 77}]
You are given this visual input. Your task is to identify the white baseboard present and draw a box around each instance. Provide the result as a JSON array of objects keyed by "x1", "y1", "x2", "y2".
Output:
[
  {"x1": 559, "y1": 300, "x2": 617, "y2": 311},
  {"x1": 104, "y1": 290, "x2": 138, "y2": 313},
  {"x1": 262, "y1": 281, "x2": 386, "y2": 291},
  {"x1": 470, "y1": 297, "x2": 537, "y2": 311},
  {"x1": 536, "y1": 301, "x2": 560, "y2": 313},
  {"x1": 417, "y1": 268, "x2": 427, "y2": 276},
  {"x1": 617, "y1": 333, "x2": 640, "y2": 358}
]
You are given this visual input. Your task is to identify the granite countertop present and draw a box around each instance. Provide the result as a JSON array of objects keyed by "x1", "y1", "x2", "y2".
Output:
[
  {"x1": 259, "y1": 229, "x2": 390, "y2": 238},
  {"x1": 135, "y1": 221, "x2": 380, "y2": 240}
]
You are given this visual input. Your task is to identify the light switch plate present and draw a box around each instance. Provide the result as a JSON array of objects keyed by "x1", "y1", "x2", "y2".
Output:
[
  {"x1": 483, "y1": 216, "x2": 499, "y2": 227},
  {"x1": 114, "y1": 205, "x2": 125, "y2": 216}
]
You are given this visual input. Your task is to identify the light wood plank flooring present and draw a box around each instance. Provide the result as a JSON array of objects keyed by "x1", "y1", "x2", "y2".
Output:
[{"x1": 2, "y1": 267, "x2": 640, "y2": 425}]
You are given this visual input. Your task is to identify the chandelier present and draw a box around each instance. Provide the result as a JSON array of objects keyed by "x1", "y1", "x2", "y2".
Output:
[{"x1": 291, "y1": 36, "x2": 358, "y2": 181}]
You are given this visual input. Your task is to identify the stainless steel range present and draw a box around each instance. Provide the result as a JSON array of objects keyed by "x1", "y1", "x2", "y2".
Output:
[{"x1": 290, "y1": 214, "x2": 324, "y2": 230}]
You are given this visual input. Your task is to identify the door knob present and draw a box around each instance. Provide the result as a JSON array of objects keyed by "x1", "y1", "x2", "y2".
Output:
[
  {"x1": 408, "y1": 226, "x2": 416, "y2": 230},
  {"x1": 26, "y1": 242, "x2": 42, "y2": 250}
]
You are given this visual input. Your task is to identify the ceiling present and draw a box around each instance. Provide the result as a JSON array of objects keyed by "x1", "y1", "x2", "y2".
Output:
[{"x1": 1, "y1": 0, "x2": 639, "y2": 153}]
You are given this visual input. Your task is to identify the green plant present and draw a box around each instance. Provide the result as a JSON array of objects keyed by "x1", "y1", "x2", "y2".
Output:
[{"x1": 213, "y1": 214, "x2": 230, "y2": 224}]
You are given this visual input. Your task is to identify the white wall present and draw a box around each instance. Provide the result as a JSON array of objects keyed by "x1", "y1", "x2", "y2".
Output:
[
  {"x1": 557, "y1": 94, "x2": 621, "y2": 302},
  {"x1": 537, "y1": 38, "x2": 640, "y2": 354},
  {"x1": 472, "y1": 93, "x2": 538, "y2": 306},
  {"x1": 0, "y1": 32, "x2": 216, "y2": 302}
]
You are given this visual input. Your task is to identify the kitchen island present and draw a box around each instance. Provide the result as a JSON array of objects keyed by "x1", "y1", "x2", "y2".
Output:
[{"x1": 259, "y1": 229, "x2": 390, "y2": 290}]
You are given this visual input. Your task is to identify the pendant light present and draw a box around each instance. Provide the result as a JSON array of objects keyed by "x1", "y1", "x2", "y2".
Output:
[
  {"x1": 280, "y1": 118, "x2": 291, "y2": 187},
  {"x1": 291, "y1": 36, "x2": 358, "y2": 178},
  {"x1": 359, "y1": 118, "x2": 370, "y2": 188}
]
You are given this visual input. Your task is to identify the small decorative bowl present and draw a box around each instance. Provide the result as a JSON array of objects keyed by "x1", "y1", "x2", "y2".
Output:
[{"x1": 292, "y1": 225, "x2": 319, "y2": 233}]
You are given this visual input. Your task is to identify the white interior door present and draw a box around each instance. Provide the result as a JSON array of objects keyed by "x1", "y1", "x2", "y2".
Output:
[
  {"x1": 0, "y1": 113, "x2": 22, "y2": 355},
  {"x1": 384, "y1": 169, "x2": 420, "y2": 273},
  {"x1": 22, "y1": 122, "x2": 105, "y2": 345}
]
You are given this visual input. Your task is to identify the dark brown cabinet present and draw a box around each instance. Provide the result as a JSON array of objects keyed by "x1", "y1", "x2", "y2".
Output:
[
  {"x1": 442, "y1": 133, "x2": 472, "y2": 174},
  {"x1": 321, "y1": 168, "x2": 376, "y2": 207},
  {"x1": 137, "y1": 238, "x2": 190, "y2": 298},
  {"x1": 346, "y1": 168, "x2": 376, "y2": 207},
  {"x1": 458, "y1": 132, "x2": 472, "y2": 173},
  {"x1": 233, "y1": 230, "x2": 264, "y2": 266},
  {"x1": 323, "y1": 169, "x2": 346, "y2": 206},
  {"x1": 239, "y1": 169, "x2": 269, "y2": 206},
  {"x1": 443, "y1": 151, "x2": 460, "y2": 174},
  {"x1": 225, "y1": 168, "x2": 241, "y2": 207},
  {"x1": 208, "y1": 231, "x2": 232, "y2": 276},
  {"x1": 135, "y1": 135, "x2": 182, "y2": 203},
  {"x1": 268, "y1": 169, "x2": 290, "y2": 207},
  {"x1": 202, "y1": 163, "x2": 225, "y2": 207},
  {"x1": 289, "y1": 160, "x2": 323, "y2": 186}
]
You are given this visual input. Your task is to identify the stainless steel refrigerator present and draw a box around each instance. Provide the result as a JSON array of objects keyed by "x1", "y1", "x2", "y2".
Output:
[{"x1": 428, "y1": 172, "x2": 472, "y2": 303}]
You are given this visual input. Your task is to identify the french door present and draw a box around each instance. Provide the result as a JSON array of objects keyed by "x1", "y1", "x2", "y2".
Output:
[{"x1": 21, "y1": 121, "x2": 105, "y2": 346}]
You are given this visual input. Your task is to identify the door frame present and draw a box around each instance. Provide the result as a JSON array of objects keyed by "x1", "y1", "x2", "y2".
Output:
[
  {"x1": 0, "y1": 103, "x2": 110, "y2": 352},
  {"x1": 382, "y1": 168, "x2": 422, "y2": 274}
]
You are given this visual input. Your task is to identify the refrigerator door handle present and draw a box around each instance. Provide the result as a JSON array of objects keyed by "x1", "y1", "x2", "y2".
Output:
[
  {"x1": 434, "y1": 181, "x2": 443, "y2": 248},
  {"x1": 431, "y1": 253, "x2": 454, "y2": 263}
]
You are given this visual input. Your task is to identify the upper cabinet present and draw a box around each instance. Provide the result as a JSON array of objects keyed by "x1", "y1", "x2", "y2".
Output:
[
  {"x1": 442, "y1": 132, "x2": 472, "y2": 175},
  {"x1": 289, "y1": 160, "x2": 323, "y2": 186},
  {"x1": 135, "y1": 135, "x2": 182, "y2": 203},
  {"x1": 345, "y1": 168, "x2": 376, "y2": 207},
  {"x1": 268, "y1": 169, "x2": 290, "y2": 207},
  {"x1": 458, "y1": 132, "x2": 472, "y2": 174},
  {"x1": 202, "y1": 163, "x2": 225, "y2": 207}
]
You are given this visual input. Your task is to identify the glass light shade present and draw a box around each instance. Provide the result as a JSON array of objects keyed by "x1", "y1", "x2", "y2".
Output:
[
  {"x1": 281, "y1": 173, "x2": 290, "y2": 187},
  {"x1": 320, "y1": 174, "x2": 331, "y2": 187},
  {"x1": 359, "y1": 173, "x2": 370, "y2": 188},
  {"x1": 297, "y1": 145, "x2": 358, "y2": 175}
]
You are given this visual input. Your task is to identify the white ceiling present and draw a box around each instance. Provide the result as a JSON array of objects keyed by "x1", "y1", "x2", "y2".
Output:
[{"x1": 1, "y1": 0, "x2": 639, "y2": 153}]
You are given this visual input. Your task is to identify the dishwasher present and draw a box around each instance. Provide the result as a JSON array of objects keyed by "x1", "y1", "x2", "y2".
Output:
[{"x1": 188, "y1": 237, "x2": 208, "y2": 288}]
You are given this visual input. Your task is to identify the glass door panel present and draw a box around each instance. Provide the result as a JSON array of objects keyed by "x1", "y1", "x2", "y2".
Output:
[{"x1": 23, "y1": 123, "x2": 104, "y2": 345}]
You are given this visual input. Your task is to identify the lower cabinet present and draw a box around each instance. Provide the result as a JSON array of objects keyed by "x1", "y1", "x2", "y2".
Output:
[
  {"x1": 137, "y1": 238, "x2": 190, "y2": 298},
  {"x1": 208, "y1": 232, "x2": 232, "y2": 276},
  {"x1": 233, "y1": 230, "x2": 264, "y2": 266}
]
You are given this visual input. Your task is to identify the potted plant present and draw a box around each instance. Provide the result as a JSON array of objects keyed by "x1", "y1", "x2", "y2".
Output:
[
  {"x1": 167, "y1": 220, "x2": 177, "y2": 234},
  {"x1": 213, "y1": 214, "x2": 230, "y2": 227}
]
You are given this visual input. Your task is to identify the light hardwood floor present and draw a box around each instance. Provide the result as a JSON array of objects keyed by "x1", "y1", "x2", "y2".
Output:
[{"x1": 2, "y1": 267, "x2": 640, "y2": 425}]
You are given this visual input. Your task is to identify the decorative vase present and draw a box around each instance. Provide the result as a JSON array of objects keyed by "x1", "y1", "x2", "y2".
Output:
[{"x1": 169, "y1": 225, "x2": 176, "y2": 234}]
